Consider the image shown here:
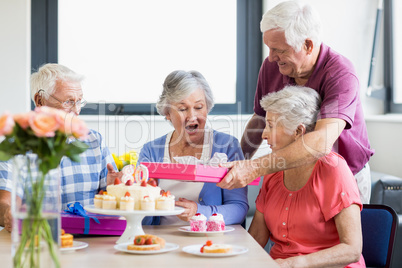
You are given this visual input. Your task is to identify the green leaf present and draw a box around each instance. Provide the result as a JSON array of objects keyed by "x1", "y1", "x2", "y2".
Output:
[{"x1": 0, "y1": 151, "x2": 12, "y2": 161}]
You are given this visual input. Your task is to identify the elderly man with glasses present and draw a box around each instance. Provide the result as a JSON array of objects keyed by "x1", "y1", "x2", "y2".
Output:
[{"x1": 0, "y1": 63, "x2": 122, "y2": 232}]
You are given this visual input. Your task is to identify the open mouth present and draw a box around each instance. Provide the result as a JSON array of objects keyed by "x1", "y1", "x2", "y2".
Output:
[{"x1": 185, "y1": 123, "x2": 199, "y2": 133}]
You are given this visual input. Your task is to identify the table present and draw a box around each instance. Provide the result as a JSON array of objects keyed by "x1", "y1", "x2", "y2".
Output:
[{"x1": 0, "y1": 225, "x2": 279, "y2": 267}]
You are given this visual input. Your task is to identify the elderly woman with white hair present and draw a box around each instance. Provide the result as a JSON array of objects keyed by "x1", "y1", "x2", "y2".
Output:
[
  {"x1": 139, "y1": 70, "x2": 248, "y2": 226},
  {"x1": 248, "y1": 85, "x2": 365, "y2": 267}
]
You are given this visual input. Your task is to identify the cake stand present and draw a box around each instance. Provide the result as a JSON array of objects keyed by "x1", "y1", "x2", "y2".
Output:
[{"x1": 84, "y1": 205, "x2": 184, "y2": 244}]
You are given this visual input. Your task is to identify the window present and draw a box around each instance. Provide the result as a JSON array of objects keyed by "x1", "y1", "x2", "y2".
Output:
[
  {"x1": 31, "y1": 0, "x2": 263, "y2": 115},
  {"x1": 390, "y1": 0, "x2": 402, "y2": 111},
  {"x1": 370, "y1": 0, "x2": 402, "y2": 113}
]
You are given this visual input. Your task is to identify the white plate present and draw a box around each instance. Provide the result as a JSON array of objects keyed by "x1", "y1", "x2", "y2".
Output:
[
  {"x1": 178, "y1": 226, "x2": 235, "y2": 236},
  {"x1": 114, "y1": 242, "x2": 179, "y2": 254},
  {"x1": 60, "y1": 241, "x2": 88, "y2": 252},
  {"x1": 182, "y1": 244, "x2": 248, "y2": 257}
]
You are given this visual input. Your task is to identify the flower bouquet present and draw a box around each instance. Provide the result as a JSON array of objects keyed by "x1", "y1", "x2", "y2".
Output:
[{"x1": 0, "y1": 107, "x2": 89, "y2": 268}]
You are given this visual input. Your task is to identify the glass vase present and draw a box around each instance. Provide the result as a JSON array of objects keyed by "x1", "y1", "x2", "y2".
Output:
[{"x1": 11, "y1": 154, "x2": 61, "y2": 268}]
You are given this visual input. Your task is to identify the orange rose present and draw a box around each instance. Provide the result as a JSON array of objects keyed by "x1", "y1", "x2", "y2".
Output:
[
  {"x1": 59, "y1": 113, "x2": 89, "y2": 139},
  {"x1": 0, "y1": 112, "x2": 15, "y2": 136},
  {"x1": 30, "y1": 107, "x2": 62, "y2": 137},
  {"x1": 13, "y1": 111, "x2": 35, "y2": 129}
]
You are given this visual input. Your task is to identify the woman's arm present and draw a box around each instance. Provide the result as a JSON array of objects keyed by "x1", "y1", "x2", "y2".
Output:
[
  {"x1": 277, "y1": 204, "x2": 362, "y2": 268},
  {"x1": 248, "y1": 210, "x2": 270, "y2": 248}
]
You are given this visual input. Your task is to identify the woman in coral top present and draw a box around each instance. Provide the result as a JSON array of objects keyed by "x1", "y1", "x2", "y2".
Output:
[{"x1": 248, "y1": 85, "x2": 365, "y2": 268}]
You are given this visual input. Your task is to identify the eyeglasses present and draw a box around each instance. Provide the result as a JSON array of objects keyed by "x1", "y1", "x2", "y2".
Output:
[{"x1": 38, "y1": 89, "x2": 87, "y2": 109}]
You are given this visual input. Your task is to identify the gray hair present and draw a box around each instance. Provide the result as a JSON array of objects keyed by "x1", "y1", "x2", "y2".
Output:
[
  {"x1": 260, "y1": 1, "x2": 322, "y2": 52},
  {"x1": 156, "y1": 70, "x2": 214, "y2": 116},
  {"x1": 30, "y1": 63, "x2": 85, "y2": 102},
  {"x1": 260, "y1": 85, "x2": 321, "y2": 134}
]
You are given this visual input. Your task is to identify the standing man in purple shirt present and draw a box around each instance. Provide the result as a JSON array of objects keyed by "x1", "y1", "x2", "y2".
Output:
[{"x1": 218, "y1": 1, "x2": 374, "y2": 204}]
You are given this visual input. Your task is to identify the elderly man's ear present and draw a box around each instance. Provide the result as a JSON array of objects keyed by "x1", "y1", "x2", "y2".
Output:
[{"x1": 34, "y1": 92, "x2": 44, "y2": 107}]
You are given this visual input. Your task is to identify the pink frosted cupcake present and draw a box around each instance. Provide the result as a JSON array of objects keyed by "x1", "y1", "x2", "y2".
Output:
[
  {"x1": 206, "y1": 213, "x2": 225, "y2": 231},
  {"x1": 190, "y1": 213, "x2": 207, "y2": 232}
]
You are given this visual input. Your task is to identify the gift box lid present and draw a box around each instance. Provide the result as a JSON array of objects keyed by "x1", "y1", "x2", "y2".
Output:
[{"x1": 142, "y1": 162, "x2": 260, "y2": 186}]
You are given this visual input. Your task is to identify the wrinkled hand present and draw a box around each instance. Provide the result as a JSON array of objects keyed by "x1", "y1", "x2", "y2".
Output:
[
  {"x1": 106, "y1": 163, "x2": 123, "y2": 185},
  {"x1": 4, "y1": 206, "x2": 13, "y2": 232},
  {"x1": 217, "y1": 160, "x2": 260, "y2": 190},
  {"x1": 175, "y1": 198, "x2": 198, "y2": 222}
]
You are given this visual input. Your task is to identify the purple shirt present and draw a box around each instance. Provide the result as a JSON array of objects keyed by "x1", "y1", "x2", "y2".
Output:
[{"x1": 254, "y1": 43, "x2": 374, "y2": 174}]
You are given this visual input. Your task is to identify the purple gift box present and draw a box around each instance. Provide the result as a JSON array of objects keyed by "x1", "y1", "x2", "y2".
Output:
[{"x1": 61, "y1": 212, "x2": 126, "y2": 235}]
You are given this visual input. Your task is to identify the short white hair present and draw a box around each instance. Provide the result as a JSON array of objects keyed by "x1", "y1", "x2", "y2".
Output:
[
  {"x1": 30, "y1": 63, "x2": 85, "y2": 102},
  {"x1": 260, "y1": 1, "x2": 322, "y2": 52},
  {"x1": 260, "y1": 85, "x2": 321, "y2": 134},
  {"x1": 156, "y1": 70, "x2": 214, "y2": 116}
]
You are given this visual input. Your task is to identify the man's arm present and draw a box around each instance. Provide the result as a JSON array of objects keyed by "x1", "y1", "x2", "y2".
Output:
[
  {"x1": 0, "y1": 189, "x2": 17, "y2": 232},
  {"x1": 218, "y1": 118, "x2": 346, "y2": 189},
  {"x1": 240, "y1": 113, "x2": 266, "y2": 159}
]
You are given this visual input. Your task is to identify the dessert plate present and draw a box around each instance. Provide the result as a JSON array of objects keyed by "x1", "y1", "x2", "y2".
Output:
[
  {"x1": 114, "y1": 242, "x2": 179, "y2": 254},
  {"x1": 60, "y1": 241, "x2": 88, "y2": 252},
  {"x1": 182, "y1": 244, "x2": 248, "y2": 257},
  {"x1": 178, "y1": 226, "x2": 235, "y2": 236}
]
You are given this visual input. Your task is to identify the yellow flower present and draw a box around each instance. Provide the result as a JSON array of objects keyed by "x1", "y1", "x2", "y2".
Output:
[
  {"x1": 112, "y1": 153, "x2": 124, "y2": 171},
  {"x1": 113, "y1": 150, "x2": 138, "y2": 171}
]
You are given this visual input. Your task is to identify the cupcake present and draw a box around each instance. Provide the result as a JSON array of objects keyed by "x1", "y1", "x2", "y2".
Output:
[
  {"x1": 94, "y1": 194, "x2": 103, "y2": 208},
  {"x1": 140, "y1": 195, "x2": 155, "y2": 211},
  {"x1": 102, "y1": 195, "x2": 117, "y2": 210},
  {"x1": 190, "y1": 213, "x2": 207, "y2": 232},
  {"x1": 156, "y1": 190, "x2": 175, "y2": 210},
  {"x1": 206, "y1": 213, "x2": 225, "y2": 231},
  {"x1": 120, "y1": 192, "x2": 135, "y2": 211}
]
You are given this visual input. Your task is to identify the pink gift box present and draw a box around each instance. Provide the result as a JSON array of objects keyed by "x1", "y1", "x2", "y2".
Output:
[
  {"x1": 142, "y1": 162, "x2": 260, "y2": 186},
  {"x1": 61, "y1": 212, "x2": 126, "y2": 235}
]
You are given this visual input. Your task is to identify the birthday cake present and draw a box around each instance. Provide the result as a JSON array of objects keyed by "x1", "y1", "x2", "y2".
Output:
[{"x1": 101, "y1": 164, "x2": 162, "y2": 210}]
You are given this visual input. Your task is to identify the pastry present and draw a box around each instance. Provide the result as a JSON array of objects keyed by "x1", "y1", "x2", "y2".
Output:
[
  {"x1": 203, "y1": 244, "x2": 232, "y2": 253},
  {"x1": 94, "y1": 193, "x2": 103, "y2": 208},
  {"x1": 60, "y1": 229, "x2": 73, "y2": 248},
  {"x1": 206, "y1": 213, "x2": 225, "y2": 231},
  {"x1": 156, "y1": 190, "x2": 175, "y2": 210},
  {"x1": 127, "y1": 234, "x2": 165, "y2": 251},
  {"x1": 102, "y1": 195, "x2": 116, "y2": 210},
  {"x1": 140, "y1": 195, "x2": 155, "y2": 211},
  {"x1": 190, "y1": 213, "x2": 207, "y2": 232},
  {"x1": 120, "y1": 192, "x2": 135, "y2": 211}
]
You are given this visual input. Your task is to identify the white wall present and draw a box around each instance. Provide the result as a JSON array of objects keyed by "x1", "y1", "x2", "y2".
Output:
[
  {"x1": 81, "y1": 114, "x2": 272, "y2": 158},
  {"x1": 1, "y1": 0, "x2": 401, "y2": 178},
  {"x1": 0, "y1": 0, "x2": 31, "y2": 113},
  {"x1": 366, "y1": 115, "x2": 402, "y2": 178}
]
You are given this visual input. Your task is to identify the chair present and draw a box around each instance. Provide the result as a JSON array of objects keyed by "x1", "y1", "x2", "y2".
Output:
[
  {"x1": 370, "y1": 174, "x2": 402, "y2": 268},
  {"x1": 361, "y1": 204, "x2": 398, "y2": 268}
]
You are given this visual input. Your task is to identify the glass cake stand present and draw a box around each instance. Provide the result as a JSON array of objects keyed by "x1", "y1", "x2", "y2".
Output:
[{"x1": 84, "y1": 205, "x2": 185, "y2": 244}]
